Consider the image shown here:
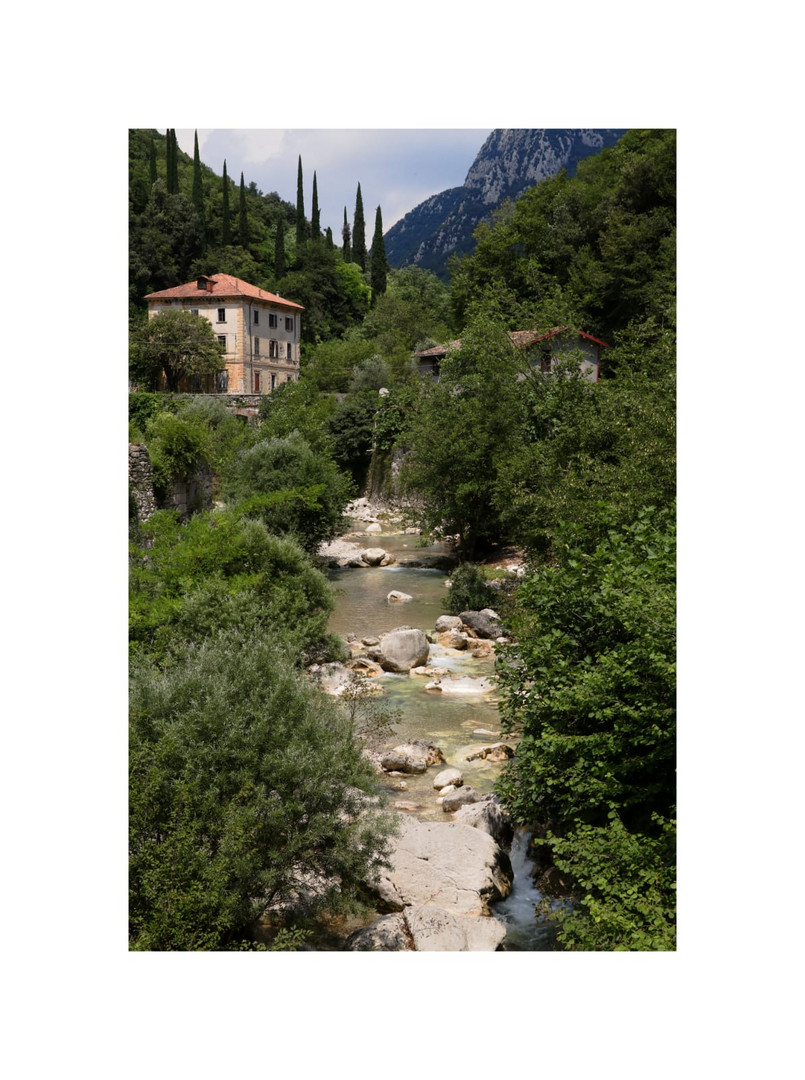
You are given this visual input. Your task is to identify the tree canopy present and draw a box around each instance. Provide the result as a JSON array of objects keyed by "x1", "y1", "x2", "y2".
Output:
[{"x1": 130, "y1": 308, "x2": 224, "y2": 392}]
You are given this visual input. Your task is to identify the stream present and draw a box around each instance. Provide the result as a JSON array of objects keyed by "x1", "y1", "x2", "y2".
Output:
[{"x1": 326, "y1": 521, "x2": 555, "y2": 950}]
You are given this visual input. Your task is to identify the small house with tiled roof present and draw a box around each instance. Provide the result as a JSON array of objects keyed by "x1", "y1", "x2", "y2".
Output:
[
  {"x1": 145, "y1": 273, "x2": 304, "y2": 395},
  {"x1": 412, "y1": 326, "x2": 608, "y2": 382}
]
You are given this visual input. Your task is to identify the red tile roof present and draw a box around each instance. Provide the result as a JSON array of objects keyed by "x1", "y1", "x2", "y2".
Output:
[
  {"x1": 508, "y1": 326, "x2": 610, "y2": 349},
  {"x1": 413, "y1": 326, "x2": 609, "y2": 358},
  {"x1": 145, "y1": 273, "x2": 304, "y2": 311},
  {"x1": 412, "y1": 339, "x2": 462, "y2": 358}
]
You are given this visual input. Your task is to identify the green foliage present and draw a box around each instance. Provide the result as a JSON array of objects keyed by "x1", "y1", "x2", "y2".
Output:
[
  {"x1": 257, "y1": 378, "x2": 338, "y2": 454},
  {"x1": 142, "y1": 410, "x2": 210, "y2": 499},
  {"x1": 547, "y1": 813, "x2": 676, "y2": 951},
  {"x1": 360, "y1": 266, "x2": 453, "y2": 357},
  {"x1": 494, "y1": 318, "x2": 676, "y2": 557},
  {"x1": 130, "y1": 307, "x2": 224, "y2": 392},
  {"x1": 129, "y1": 626, "x2": 397, "y2": 950},
  {"x1": 449, "y1": 129, "x2": 676, "y2": 344},
  {"x1": 224, "y1": 431, "x2": 354, "y2": 553},
  {"x1": 399, "y1": 307, "x2": 525, "y2": 555},
  {"x1": 129, "y1": 391, "x2": 175, "y2": 433},
  {"x1": 348, "y1": 355, "x2": 391, "y2": 392},
  {"x1": 129, "y1": 509, "x2": 338, "y2": 664},
  {"x1": 191, "y1": 130, "x2": 206, "y2": 250},
  {"x1": 274, "y1": 215, "x2": 286, "y2": 278},
  {"x1": 296, "y1": 155, "x2": 306, "y2": 252},
  {"x1": 370, "y1": 205, "x2": 388, "y2": 300},
  {"x1": 327, "y1": 390, "x2": 380, "y2": 486},
  {"x1": 278, "y1": 244, "x2": 369, "y2": 344},
  {"x1": 173, "y1": 395, "x2": 259, "y2": 479},
  {"x1": 494, "y1": 507, "x2": 676, "y2": 949},
  {"x1": 443, "y1": 563, "x2": 493, "y2": 615},
  {"x1": 302, "y1": 334, "x2": 376, "y2": 393},
  {"x1": 267, "y1": 926, "x2": 313, "y2": 951},
  {"x1": 352, "y1": 182, "x2": 366, "y2": 270}
]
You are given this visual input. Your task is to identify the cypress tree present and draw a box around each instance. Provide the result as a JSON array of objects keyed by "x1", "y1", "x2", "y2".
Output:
[
  {"x1": 148, "y1": 137, "x2": 157, "y2": 185},
  {"x1": 167, "y1": 129, "x2": 179, "y2": 194},
  {"x1": 192, "y1": 130, "x2": 206, "y2": 250},
  {"x1": 352, "y1": 182, "x2": 366, "y2": 271},
  {"x1": 370, "y1": 205, "x2": 388, "y2": 300},
  {"x1": 275, "y1": 217, "x2": 286, "y2": 279},
  {"x1": 239, "y1": 172, "x2": 249, "y2": 247},
  {"x1": 311, "y1": 171, "x2": 320, "y2": 239},
  {"x1": 165, "y1": 130, "x2": 175, "y2": 194},
  {"x1": 342, "y1": 207, "x2": 351, "y2": 263},
  {"x1": 221, "y1": 160, "x2": 231, "y2": 246},
  {"x1": 295, "y1": 155, "x2": 306, "y2": 252},
  {"x1": 325, "y1": 227, "x2": 333, "y2": 248}
]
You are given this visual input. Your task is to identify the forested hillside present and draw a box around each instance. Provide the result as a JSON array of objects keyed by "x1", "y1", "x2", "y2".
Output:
[
  {"x1": 130, "y1": 129, "x2": 377, "y2": 343},
  {"x1": 129, "y1": 128, "x2": 676, "y2": 951}
]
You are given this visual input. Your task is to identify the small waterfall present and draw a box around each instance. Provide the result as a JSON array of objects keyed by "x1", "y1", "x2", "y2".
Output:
[{"x1": 493, "y1": 829, "x2": 559, "y2": 951}]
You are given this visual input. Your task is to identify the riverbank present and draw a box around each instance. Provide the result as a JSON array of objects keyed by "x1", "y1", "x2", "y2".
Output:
[{"x1": 309, "y1": 513, "x2": 548, "y2": 951}]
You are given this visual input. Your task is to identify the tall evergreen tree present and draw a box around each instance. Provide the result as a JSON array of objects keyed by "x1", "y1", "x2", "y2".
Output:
[
  {"x1": 311, "y1": 171, "x2": 320, "y2": 239},
  {"x1": 239, "y1": 172, "x2": 249, "y2": 247},
  {"x1": 353, "y1": 183, "x2": 367, "y2": 270},
  {"x1": 167, "y1": 129, "x2": 180, "y2": 195},
  {"x1": 165, "y1": 130, "x2": 175, "y2": 194},
  {"x1": 370, "y1": 205, "x2": 388, "y2": 300},
  {"x1": 274, "y1": 217, "x2": 286, "y2": 278},
  {"x1": 148, "y1": 137, "x2": 157, "y2": 185},
  {"x1": 170, "y1": 129, "x2": 181, "y2": 195},
  {"x1": 296, "y1": 155, "x2": 306, "y2": 252},
  {"x1": 342, "y1": 207, "x2": 351, "y2": 263},
  {"x1": 325, "y1": 227, "x2": 333, "y2": 248},
  {"x1": 221, "y1": 160, "x2": 231, "y2": 246},
  {"x1": 191, "y1": 130, "x2": 206, "y2": 251}
]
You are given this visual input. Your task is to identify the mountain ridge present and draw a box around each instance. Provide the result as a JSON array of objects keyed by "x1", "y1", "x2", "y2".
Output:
[{"x1": 384, "y1": 128, "x2": 629, "y2": 279}]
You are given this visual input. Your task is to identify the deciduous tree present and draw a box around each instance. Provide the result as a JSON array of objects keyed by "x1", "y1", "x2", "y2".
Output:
[{"x1": 130, "y1": 307, "x2": 224, "y2": 392}]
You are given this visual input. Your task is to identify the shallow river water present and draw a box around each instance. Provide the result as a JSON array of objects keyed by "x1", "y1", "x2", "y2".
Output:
[{"x1": 326, "y1": 524, "x2": 554, "y2": 949}]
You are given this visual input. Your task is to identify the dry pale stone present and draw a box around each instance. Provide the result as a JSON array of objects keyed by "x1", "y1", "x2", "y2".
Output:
[
  {"x1": 433, "y1": 767, "x2": 464, "y2": 790},
  {"x1": 369, "y1": 815, "x2": 512, "y2": 916},
  {"x1": 442, "y1": 786, "x2": 484, "y2": 812},
  {"x1": 403, "y1": 905, "x2": 507, "y2": 952}
]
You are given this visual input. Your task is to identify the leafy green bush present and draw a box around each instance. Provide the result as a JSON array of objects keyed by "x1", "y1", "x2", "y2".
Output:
[
  {"x1": 444, "y1": 563, "x2": 493, "y2": 615},
  {"x1": 130, "y1": 509, "x2": 339, "y2": 664},
  {"x1": 143, "y1": 411, "x2": 210, "y2": 499},
  {"x1": 224, "y1": 431, "x2": 354, "y2": 554},
  {"x1": 495, "y1": 506, "x2": 675, "y2": 949},
  {"x1": 129, "y1": 626, "x2": 397, "y2": 950},
  {"x1": 129, "y1": 391, "x2": 175, "y2": 432}
]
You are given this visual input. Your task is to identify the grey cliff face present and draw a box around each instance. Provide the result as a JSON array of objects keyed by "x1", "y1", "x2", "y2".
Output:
[{"x1": 384, "y1": 128, "x2": 628, "y2": 278}]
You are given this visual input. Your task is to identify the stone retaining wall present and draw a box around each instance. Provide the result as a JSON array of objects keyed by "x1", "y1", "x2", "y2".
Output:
[{"x1": 129, "y1": 443, "x2": 157, "y2": 523}]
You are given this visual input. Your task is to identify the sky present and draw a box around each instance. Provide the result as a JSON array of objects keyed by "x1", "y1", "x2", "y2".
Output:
[{"x1": 170, "y1": 128, "x2": 493, "y2": 236}]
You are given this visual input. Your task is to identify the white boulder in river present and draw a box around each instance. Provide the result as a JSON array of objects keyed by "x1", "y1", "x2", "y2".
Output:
[
  {"x1": 387, "y1": 590, "x2": 413, "y2": 603},
  {"x1": 433, "y1": 767, "x2": 464, "y2": 790},
  {"x1": 345, "y1": 905, "x2": 506, "y2": 951},
  {"x1": 378, "y1": 628, "x2": 430, "y2": 672},
  {"x1": 367, "y1": 814, "x2": 513, "y2": 917},
  {"x1": 360, "y1": 548, "x2": 388, "y2": 566}
]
